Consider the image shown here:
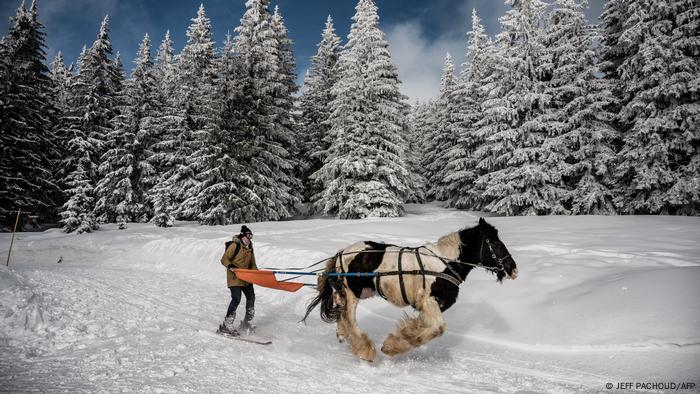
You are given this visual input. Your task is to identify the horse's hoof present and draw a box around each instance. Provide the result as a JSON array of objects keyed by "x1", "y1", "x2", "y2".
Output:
[
  {"x1": 381, "y1": 334, "x2": 410, "y2": 356},
  {"x1": 359, "y1": 347, "x2": 376, "y2": 362},
  {"x1": 380, "y1": 344, "x2": 395, "y2": 356}
]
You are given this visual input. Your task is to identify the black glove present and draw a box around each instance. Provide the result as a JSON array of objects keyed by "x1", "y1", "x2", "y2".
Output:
[{"x1": 228, "y1": 264, "x2": 235, "y2": 272}]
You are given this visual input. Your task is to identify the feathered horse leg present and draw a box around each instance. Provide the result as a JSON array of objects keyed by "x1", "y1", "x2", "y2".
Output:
[
  {"x1": 341, "y1": 288, "x2": 377, "y2": 362},
  {"x1": 333, "y1": 290, "x2": 348, "y2": 342},
  {"x1": 381, "y1": 290, "x2": 445, "y2": 356}
]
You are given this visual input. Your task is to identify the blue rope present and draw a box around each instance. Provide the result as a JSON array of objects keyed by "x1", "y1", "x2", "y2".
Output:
[
  {"x1": 269, "y1": 270, "x2": 376, "y2": 277},
  {"x1": 272, "y1": 271, "x2": 375, "y2": 288}
]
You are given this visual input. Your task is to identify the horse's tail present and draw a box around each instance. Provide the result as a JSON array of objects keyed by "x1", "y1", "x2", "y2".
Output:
[{"x1": 302, "y1": 256, "x2": 342, "y2": 324}]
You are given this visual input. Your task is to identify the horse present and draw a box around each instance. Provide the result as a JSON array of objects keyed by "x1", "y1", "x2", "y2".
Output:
[{"x1": 302, "y1": 218, "x2": 518, "y2": 362}]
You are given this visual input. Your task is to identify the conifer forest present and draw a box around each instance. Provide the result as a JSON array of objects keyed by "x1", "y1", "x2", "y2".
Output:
[{"x1": 1, "y1": 0, "x2": 698, "y2": 233}]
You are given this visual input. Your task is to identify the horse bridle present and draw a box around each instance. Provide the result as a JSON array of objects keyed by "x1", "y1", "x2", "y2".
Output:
[
  {"x1": 425, "y1": 234, "x2": 512, "y2": 279},
  {"x1": 479, "y1": 237, "x2": 511, "y2": 273},
  {"x1": 478, "y1": 235, "x2": 512, "y2": 275}
]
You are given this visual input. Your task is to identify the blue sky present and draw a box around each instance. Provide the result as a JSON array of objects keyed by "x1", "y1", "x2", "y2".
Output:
[{"x1": 0, "y1": 0, "x2": 605, "y2": 102}]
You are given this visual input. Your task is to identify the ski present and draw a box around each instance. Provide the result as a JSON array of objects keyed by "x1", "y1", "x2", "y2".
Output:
[{"x1": 216, "y1": 329, "x2": 272, "y2": 345}]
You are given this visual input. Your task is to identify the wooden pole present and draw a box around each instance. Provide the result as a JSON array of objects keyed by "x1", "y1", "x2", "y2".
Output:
[{"x1": 6, "y1": 208, "x2": 21, "y2": 267}]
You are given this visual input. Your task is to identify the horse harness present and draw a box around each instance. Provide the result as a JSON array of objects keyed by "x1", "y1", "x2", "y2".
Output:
[
  {"x1": 374, "y1": 246, "x2": 464, "y2": 305},
  {"x1": 331, "y1": 245, "x2": 463, "y2": 306},
  {"x1": 329, "y1": 234, "x2": 512, "y2": 306}
]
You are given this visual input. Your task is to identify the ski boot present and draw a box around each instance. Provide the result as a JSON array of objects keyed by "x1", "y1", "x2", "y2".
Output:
[
  {"x1": 238, "y1": 307, "x2": 256, "y2": 334},
  {"x1": 237, "y1": 320, "x2": 256, "y2": 335},
  {"x1": 218, "y1": 314, "x2": 239, "y2": 337}
]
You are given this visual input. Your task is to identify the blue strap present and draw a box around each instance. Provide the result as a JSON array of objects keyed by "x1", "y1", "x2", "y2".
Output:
[{"x1": 268, "y1": 270, "x2": 376, "y2": 277}]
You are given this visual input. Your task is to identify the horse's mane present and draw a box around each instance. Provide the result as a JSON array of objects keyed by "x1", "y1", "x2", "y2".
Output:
[{"x1": 434, "y1": 231, "x2": 462, "y2": 260}]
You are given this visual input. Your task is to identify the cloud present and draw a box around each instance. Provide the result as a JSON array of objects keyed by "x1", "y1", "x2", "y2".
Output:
[
  {"x1": 383, "y1": 0, "x2": 511, "y2": 104},
  {"x1": 385, "y1": 20, "x2": 465, "y2": 104}
]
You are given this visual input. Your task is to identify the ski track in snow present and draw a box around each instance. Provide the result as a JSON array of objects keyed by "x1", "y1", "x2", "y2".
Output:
[{"x1": 1, "y1": 205, "x2": 699, "y2": 393}]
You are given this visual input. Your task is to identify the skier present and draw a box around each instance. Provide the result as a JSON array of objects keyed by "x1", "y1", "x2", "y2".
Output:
[{"x1": 219, "y1": 225, "x2": 258, "y2": 336}]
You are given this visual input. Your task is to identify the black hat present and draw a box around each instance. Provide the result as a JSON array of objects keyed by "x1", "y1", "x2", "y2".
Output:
[{"x1": 240, "y1": 225, "x2": 253, "y2": 235}]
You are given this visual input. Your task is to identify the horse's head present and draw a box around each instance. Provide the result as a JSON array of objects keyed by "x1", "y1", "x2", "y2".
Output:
[{"x1": 476, "y1": 218, "x2": 518, "y2": 282}]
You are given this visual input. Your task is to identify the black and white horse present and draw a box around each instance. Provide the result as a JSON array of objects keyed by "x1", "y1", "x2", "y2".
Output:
[{"x1": 303, "y1": 218, "x2": 518, "y2": 361}]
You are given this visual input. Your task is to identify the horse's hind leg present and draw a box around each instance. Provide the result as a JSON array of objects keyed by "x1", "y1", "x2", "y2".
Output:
[
  {"x1": 381, "y1": 293, "x2": 445, "y2": 357},
  {"x1": 333, "y1": 291, "x2": 348, "y2": 342},
  {"x1": 336, "y1": 319, "x2": 347, "y2": 342},
  {"x1": 342, "y1": 290, "x2": 377, "y2": 362}
]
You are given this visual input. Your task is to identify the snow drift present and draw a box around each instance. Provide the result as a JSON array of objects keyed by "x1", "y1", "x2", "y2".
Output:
[{"x1": 1, "y1": 204, "x2": 699, "y2": 392}]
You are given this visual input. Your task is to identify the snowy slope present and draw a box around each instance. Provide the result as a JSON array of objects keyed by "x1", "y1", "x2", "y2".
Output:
[{"x1": 1, "y1": 204, "x2": 699, "y2": 393}]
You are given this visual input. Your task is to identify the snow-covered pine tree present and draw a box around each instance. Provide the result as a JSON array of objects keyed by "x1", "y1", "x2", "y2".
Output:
[
  {"x1": 299, "y1": 15, "x2": 342, "y2": 204},
  {"x1": 153, "y1": 30, "x2": 177, "y2": 102},
  {"x1": 93, "y1": 85, "x2": 127, "y2": 223},
  {"x1": 49, "y1": 51, "x2": 74, "y2": 211},
  {"x1": 271, "y1": 6, "x2": 298, "y2": 110},
  {"x1": 172, "y1": 4, "x2": 220, "y2": 222},
  {"x1": 411, "y1": 100, "x2": 437, "y2": 184},
  {"x1": 613, "y1": 0, "x2": 700, "y2": 214},
  {"x1": 0, "y1": 0, "x2": 58, "y2": 222},
  {"x1": 147, "y1": 31, "x2": 186, "y2": 227},
  {"x1": 185, "y1": 33, "x2": 254, "y2": 225},
  {"x1": 112, "y1": 51, "x2": 124, "y2": 98},
  {"x1": 95, "y1": 34, "x2": 160, "y2": 227},
  {"x1": 598, "y1": 0, "x2": 628, "y2": 83},
  {"x1": 109, "y1": 52, "x2": 126, "y2": 219},
  {"x1": 59, "y1": 15, "x2": 121, "y2": 229},
  {"x1": 92, "y1": 46, "x2": 126, "y2": 224},
  {"x1": 444, "y1": 9, "x2": 492, "y2": 209},
  {"x1": 404, "y1": 102, "x2": 428, "y2": 203},
  {"x1": 83, "y1": 16, "x2": 120, "y2": 172},
  {"x1": 58, "y1": 47, "x2": 100, "y2": 233},
  {"x1": 421, "y1": 52, "x2": 457, "y2": 201},
  {"x1": 61, "y1": 16, "x2": 120, "y2": 231},
  {"x1": 59, "y1": 162, "x2": 99, "y2": 233},
  {"x1": 270, "y1": 5, "x2": 304, "y2": 204},
  {"x1": 542, "y1": 0, "x2": 618, "y2": 214},
  {"x1": 50, "y1": 51, "x2": 72, "y2": 165},
  {"x1": 312, "y1": 0, "x2": 411, "y2": 219},
  {"x1": 232, "y1": 0, "x2": 301, "y2": 221},
  {"x1": 473, "y1": 0, "x2": 553, "y2": 216},
  {"x1": 596, "y1": 0, "x2": 630, "y2": 213},
  {"x1": 666, "y1": 0, "x2": 700, "y2": 214},
  {"x1": 597, "y1": 0, "x2": 628, "y2": 136},
  {"x1": 126, "y1": 38, "x2": 162, "y2": 223},
  {"x1": 467, "y1": 18, "x2": 514, "y2": 211}
]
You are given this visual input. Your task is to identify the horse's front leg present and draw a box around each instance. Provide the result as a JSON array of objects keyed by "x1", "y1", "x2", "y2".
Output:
[
  {"x1": 381, "y1": 292, "x2": 445, "y2": 357},
  {"x1": 342, "y1": 290, "x2": 377, "y2": 362}
]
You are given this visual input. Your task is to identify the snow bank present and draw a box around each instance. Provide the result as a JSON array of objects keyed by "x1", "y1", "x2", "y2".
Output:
[{"x1": 1, "y1": 205, "x2": 699, "y2": 392}]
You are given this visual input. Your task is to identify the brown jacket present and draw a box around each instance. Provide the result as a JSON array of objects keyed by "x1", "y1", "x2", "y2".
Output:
[{"x1": 220, "y1": 236, "x2": 257, "y2": 287}]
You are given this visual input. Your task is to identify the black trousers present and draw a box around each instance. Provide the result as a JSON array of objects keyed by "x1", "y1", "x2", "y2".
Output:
[{"x1": 226, "y1": 284, "x2": 255, "y2": 321}]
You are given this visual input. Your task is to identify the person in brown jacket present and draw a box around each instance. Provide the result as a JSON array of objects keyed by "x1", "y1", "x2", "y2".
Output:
[{"x1": 218, "y1": 225, "x2": 258, "y2": 335}]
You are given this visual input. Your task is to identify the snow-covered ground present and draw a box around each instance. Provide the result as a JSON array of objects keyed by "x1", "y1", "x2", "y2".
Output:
[{"x1": 1, "y1": 204, "x2": 699, "y2": 393}]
